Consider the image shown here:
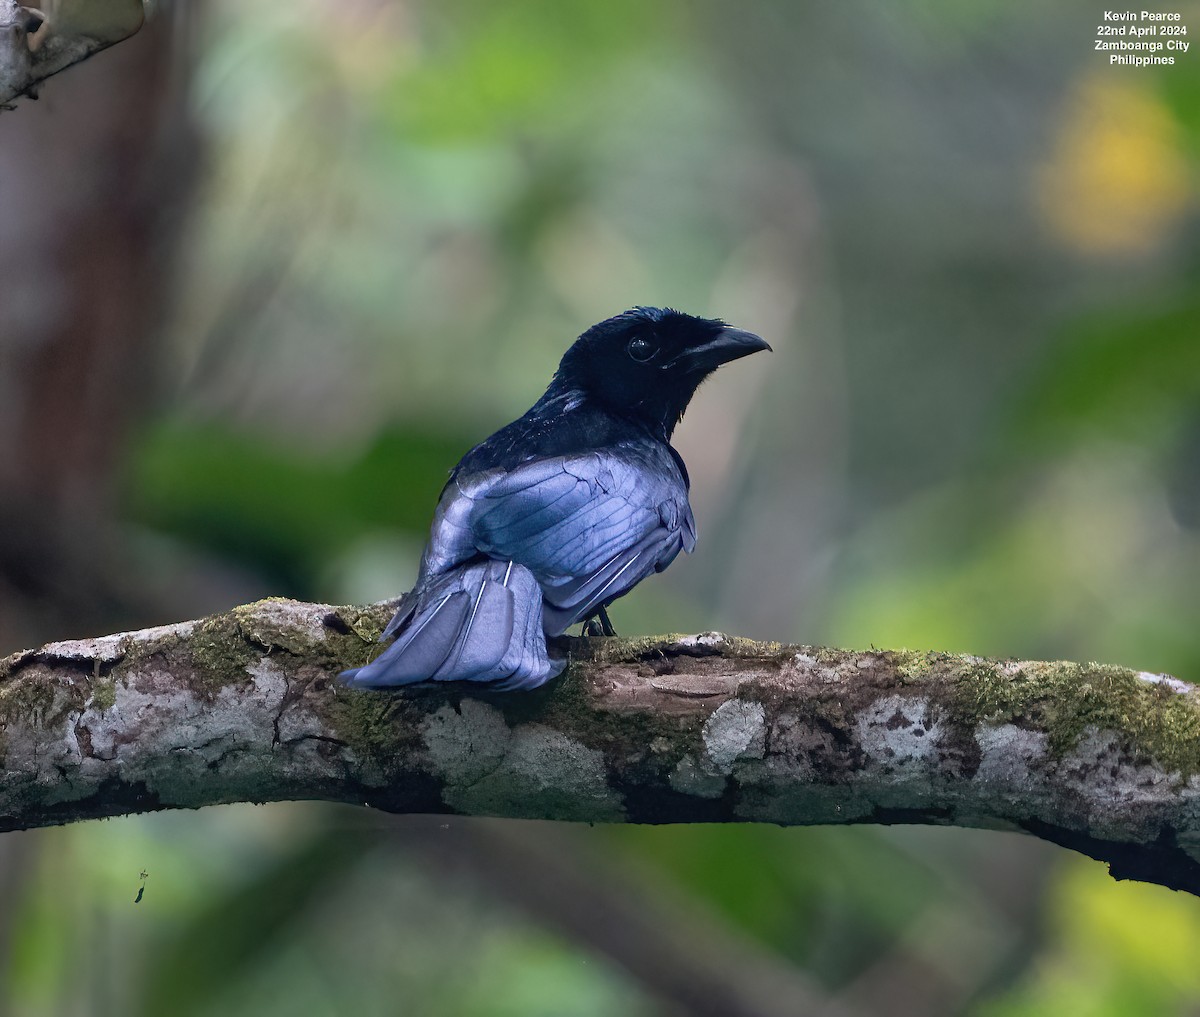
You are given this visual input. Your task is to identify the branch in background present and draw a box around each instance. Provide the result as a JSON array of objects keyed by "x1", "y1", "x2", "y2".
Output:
[
  {"x1": 1, "y1": 598, "x2": 1198, "y2": 896},
  {"x1": 392, "y1": 815, "x2": 858, "y2": 1017},
  {"x1": 0, "y1": 0, "x2": 144, "y2": 107},
  {"x1": 0, "y1": 0, "x2": 199, "y2": 652}
]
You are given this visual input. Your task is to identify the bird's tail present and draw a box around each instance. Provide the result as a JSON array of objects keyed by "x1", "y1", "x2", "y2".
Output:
[{"x1": 339, "y1": 559, "x2": 565, "y2": 691}]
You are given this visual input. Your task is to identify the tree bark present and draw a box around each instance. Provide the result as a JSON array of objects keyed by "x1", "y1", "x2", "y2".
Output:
[
  {"x1": 0, "y1": 0, "x2": 144, "y2": 107},
  {"x1": 2, "y1": 597, "x2": 1199, "y2": 895}
]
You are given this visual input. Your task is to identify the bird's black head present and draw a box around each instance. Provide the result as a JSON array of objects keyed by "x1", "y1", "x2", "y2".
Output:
[{"x1": 550, "y1": 307, "x2": 771, "y2": 437}]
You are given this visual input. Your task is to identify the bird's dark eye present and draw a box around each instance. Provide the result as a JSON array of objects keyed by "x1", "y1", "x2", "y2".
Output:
[{"x1": 627, "y1": 337, "x2": 656, "y2": 362}]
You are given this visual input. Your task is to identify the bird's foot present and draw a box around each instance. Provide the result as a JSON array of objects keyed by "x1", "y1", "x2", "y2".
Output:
[{"x1": 582, "y1": 606, "x2": 618, "y2": 638}]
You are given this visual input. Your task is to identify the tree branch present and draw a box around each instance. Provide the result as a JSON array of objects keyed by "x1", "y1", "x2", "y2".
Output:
[
  {"x1": 2, "y1": 597, "x2": 1199, "y2": 894},
  {"x1": 0, "y1": 0, "x2": 144, "y2": 108}
]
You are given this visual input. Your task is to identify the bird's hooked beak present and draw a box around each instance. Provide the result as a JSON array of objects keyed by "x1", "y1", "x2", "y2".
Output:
[{"x1": 668, "y1": 326, "x2": 772, "y2": 372}]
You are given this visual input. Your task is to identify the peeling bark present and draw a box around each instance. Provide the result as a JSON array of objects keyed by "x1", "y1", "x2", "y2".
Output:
[{"x1": 1, "y1": 598, "x2": 1199, "y2": 895}]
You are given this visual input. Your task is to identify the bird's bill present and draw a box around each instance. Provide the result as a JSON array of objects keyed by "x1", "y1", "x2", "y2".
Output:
[{"x1": 672, "y1": 327, "x2": 772, "y2": 372}]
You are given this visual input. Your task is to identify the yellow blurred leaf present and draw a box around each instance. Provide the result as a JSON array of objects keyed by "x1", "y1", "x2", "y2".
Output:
[{"x1": 1035, "y1": 75, "x2": 1192, "y2": 255}]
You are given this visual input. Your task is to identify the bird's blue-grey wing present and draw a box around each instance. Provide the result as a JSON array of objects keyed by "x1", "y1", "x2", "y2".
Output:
[
  {"x1": 467, "y1": 445, "x2": 695, "y2": 635},
  {"x1": 341, "y1": 443, "x2": 694, "y2": 689}
]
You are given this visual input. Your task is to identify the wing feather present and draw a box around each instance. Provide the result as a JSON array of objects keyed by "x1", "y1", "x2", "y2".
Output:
[{"x1": 465, "y1": 444, "x2": 693, "y2": 631}]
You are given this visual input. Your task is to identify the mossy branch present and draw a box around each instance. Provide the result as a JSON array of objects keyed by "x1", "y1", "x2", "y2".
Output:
[{"x1": 2, "y1": 598, "x2": 1199, "y2": 895}]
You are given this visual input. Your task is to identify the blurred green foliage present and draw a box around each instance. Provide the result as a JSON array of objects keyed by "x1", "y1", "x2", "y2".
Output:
[
  {"x1": 1013, "y1": 300, "x2": 1200, "y2": 449},
  {"x1": 387, "y1": 0, "x2": 685, "y2": 141},
  {"x1": 125, "y1": 421, "x2": 471, "y2": 590}
]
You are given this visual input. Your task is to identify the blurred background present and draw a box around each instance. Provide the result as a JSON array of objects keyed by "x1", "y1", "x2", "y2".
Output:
[{"x1": 1, "y1": 0, "x2": 1199, "y2": 1014}]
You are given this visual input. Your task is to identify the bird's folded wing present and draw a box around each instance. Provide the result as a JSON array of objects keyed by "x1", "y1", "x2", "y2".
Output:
[{"x1": 467, "y1": 448, "x2": 696, "y2": 634}]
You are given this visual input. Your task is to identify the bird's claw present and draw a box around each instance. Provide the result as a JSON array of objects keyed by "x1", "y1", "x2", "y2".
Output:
[{"x1": 582, "y1": 606, "x2": 618, "y2": 638}]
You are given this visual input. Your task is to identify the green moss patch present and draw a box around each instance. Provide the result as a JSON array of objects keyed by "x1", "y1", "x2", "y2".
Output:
[
  {"x1": 91, "y1": 677, "x2": 117, "y2": 712},
  {"x1": 955, "y1": 659, "x2": 1200, "y2": 776},
  {"x1": 188, "y1": 615, "x2": 258, "y2": 691}
]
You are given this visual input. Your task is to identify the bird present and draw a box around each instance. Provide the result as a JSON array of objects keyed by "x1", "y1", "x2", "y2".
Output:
[{"x1": 340, "y1": 306, "x2": 770, "y2": 691}]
